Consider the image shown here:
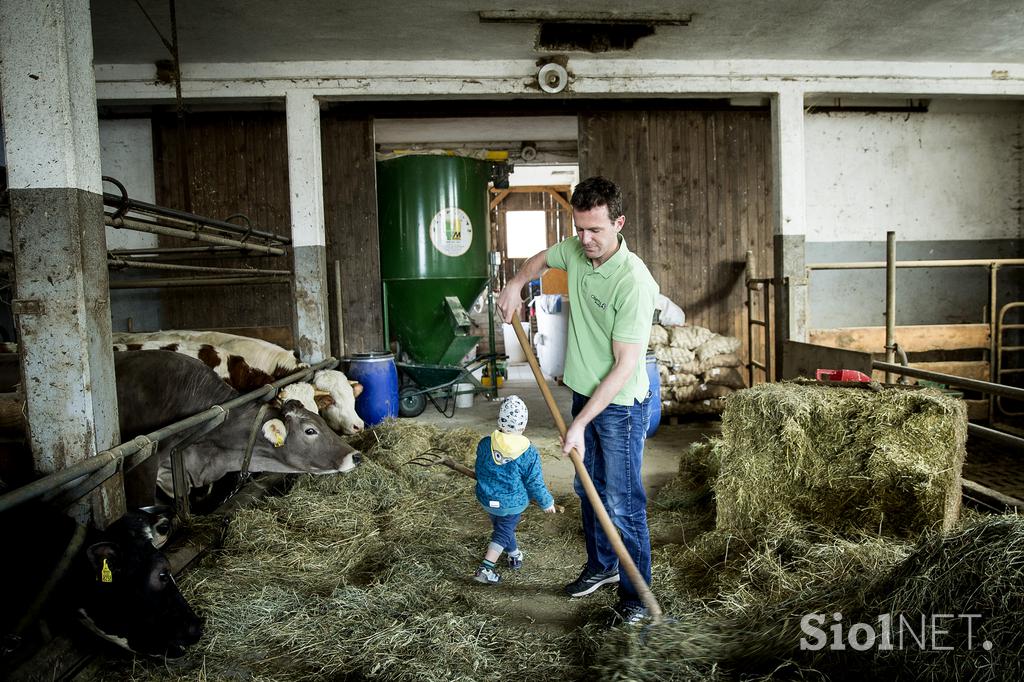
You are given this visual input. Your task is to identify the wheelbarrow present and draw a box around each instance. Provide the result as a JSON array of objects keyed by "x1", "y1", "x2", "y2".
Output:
[{"x1": 396, "y1": 353, "x2": 500, "y2": 418}]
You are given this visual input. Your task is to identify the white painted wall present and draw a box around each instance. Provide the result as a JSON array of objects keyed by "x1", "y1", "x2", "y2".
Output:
[
  {"x1": 98, "y1": 118, "x2": 157, "y2": 249},
  {"x1": 98, "y1": 118, "x2": 162, "y2": 332},
  {"x1": 805, "y1": 100, "x2": 1024, "y2": 242},
  {"x1": 509, "y1": 164, "x2": 579, "y2": 187}
]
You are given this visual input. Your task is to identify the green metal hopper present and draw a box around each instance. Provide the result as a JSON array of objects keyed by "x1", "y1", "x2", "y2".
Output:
[{"x1": 377, "y1": 155, "x2": 491, "y2": 366}]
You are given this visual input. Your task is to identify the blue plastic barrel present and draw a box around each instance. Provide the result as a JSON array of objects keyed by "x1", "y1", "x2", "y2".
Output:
[
  {"x1": 646, "y1": 352, "x2": 661, "y2": 438},
  {"x1": 345, "y1": 352, "x2": 399, "y2": 427}
]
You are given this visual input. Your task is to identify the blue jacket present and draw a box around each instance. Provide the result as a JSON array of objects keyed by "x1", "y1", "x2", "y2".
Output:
[{"x1": 474, "y1": 435, "x2": 554, "y2": 516}]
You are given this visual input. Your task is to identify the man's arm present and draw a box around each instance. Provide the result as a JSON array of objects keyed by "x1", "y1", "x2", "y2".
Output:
[
  {"x1": 562, "y1": 339, "x2": 644, "y2": 458},
  {"x1": 496, "y1": 249, "x2": 550, "y2": 323}
]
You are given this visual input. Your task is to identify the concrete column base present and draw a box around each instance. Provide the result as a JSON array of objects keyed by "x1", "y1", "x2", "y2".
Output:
[{"x1": 292, "y1": 243, "x2": 331, "y2": 362}]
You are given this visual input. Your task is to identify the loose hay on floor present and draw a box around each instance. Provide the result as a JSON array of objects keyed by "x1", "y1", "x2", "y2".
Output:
[
  {"x1": 86, "y1": 405, "x2": 1010, "y2": 682},
  {"x1": 105, "y1": 420, "x2": 603, "y2": 682},
  {"x1": 600, "y1": 514, "x2": 1024, "y2": 682},
  {"x1": 715, "y1": 382, "x2": 967, "y2": 537}
]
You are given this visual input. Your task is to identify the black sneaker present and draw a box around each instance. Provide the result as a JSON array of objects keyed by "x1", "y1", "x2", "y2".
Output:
[
  {"x1": 613, "y1": 600, "x2": 649, "y2": 626},
  {"x1": 564, "y1": 564, "x2": 620, "y2": 597}
]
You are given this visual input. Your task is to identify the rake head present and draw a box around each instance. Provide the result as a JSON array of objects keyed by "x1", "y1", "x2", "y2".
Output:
[{"x1": 405, "y1": 448, "x2": 448, "y2": 468}]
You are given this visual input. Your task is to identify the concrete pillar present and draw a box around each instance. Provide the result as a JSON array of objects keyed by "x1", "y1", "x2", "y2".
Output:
[
  {"x1": 771, "y1": 86, "x2": 810, "y2": 378},
  {"x1": 285, "y1": 91, "x2": 331, "y2": 362},
  {"x1": 0, "y1": 0, "x2": 124, "y2": 524}
]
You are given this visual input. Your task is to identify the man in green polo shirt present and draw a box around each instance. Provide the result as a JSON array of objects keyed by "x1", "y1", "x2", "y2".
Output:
[{"x1": 497, "y1": 176, "x2": 659, "y2": 625}]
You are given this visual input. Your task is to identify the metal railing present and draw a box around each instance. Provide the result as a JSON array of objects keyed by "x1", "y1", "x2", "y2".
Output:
[
  {"x1": 0, "y1": 357, "x2": 339, "y2": 514},
  {"x1": 874, "y1": 360, "x2": 1024, "y2": 450},
  {"x1": 806, "y1": 243, "x2": 1024, "y2": 419}
]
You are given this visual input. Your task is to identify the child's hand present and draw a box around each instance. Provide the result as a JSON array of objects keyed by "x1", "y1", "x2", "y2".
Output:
[{"x1": 543, "y1": 505, "x2": 556, "y2": 514}]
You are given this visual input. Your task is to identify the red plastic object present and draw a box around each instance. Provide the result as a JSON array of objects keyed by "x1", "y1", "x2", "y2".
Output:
[{"x1": 816, "y1": 368, "x2": 872, "y2": 383}]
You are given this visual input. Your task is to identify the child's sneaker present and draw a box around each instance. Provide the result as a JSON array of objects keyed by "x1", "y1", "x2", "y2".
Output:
[
  {"x1": 474, "y1": 566, "x2": 500, "y2": 584},
  {"x1": 506, "y1": 549, "x2": 524, "y2": 571}
]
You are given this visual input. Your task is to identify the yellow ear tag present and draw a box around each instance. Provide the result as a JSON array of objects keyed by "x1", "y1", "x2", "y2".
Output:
[
  {"x1": 101, "y1": 558, "x2": 113, "y2": 583},
  {"x1": 274, "y1": 434, "x2": 284, "y2": 448}
]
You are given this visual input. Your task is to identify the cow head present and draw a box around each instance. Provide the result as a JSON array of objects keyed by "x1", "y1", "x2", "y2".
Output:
[
  {"x1": 276, "y1": 382, "x2": 319, "y2": 414},
  {"x1": 78, "y1": 513, "x2": 202, "y2": 658},
  {"x1": 255, "y1": 399, "x2": 361, "y2": 474},
  {"x1": 120, "y1": 505, "x2": 174, "y2": 549},
  {"x1": 312, "y1": 369, "x2": 365, "y2": 435}
]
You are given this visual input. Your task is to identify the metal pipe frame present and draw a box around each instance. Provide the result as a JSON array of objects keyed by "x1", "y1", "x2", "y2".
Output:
[
  {"x1": 806, "y1": 258, "x2": 1024, "y2": 271},
  {"x1": 110, "y1": 246, "x2": 271, "y2": 257},
  {"x1": 996, "y1": 301, "x2": 1024, "y2": 417},
  {"x1": 106, "y1": 215, "x2": 287, "y2": 256},
  {"x1": 109, "y1": 275, "x2": 291, "y2": 289},
  {"x1": 884, "y1": 232, "x2": 896, "y2": 384},
  {"x1": 745, "y1": 250, "x2": 773, "y2": 384},
  {"x1": 108, "y1": 258, "x2": 291, "y2": 277},
  {"x1": 0, "y1": 358, "x2": 339, "y2": 514},
  {"x1": 102, "y1": 191, "x2": 289, "y2": 246},
  {"x1": 872, "y1": 360, "x2": 1024, "y2": 401},
  {"x1": 967, "y1": 422, "x2": 1024, "y2": 451}
]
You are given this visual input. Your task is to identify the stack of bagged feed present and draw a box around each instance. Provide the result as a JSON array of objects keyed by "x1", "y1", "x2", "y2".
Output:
[
  {"x1": 649, "y1": 323, "x2": 744, "y2": 417},
  {"x1": 599, "y1": 381, "x2": 1024, "y2": 681}
]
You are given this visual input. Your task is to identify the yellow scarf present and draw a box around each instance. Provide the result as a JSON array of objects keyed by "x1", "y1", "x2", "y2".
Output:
[{"x1": 490, "y1": 430, "x2": 530, "y2": 464}]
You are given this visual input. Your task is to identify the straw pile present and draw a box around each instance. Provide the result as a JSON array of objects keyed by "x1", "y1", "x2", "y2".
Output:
[
  {"x1": 715, "y1": 381, "x2": 966, "y2": 537},
  {"x1": 599, "y1": 512, "x2": 1024, "y2": 682},
  {"x1": 97, "y1": 420, "x2": 610, "y2": 682},
  {"x1": 649, "y1": 324, "x2": 744, "y2": 418},
  {"x1": 84, "y1": 388, "x2": 1005, "y2": 682},
  {"x1": 595, "y1": 385, "x2": 1013, "y2": 682}
]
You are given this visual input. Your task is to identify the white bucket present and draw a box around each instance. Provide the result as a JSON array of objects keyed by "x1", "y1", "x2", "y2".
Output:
[
  {"x1": 502, "y1": 321, "x2": 530, "y2": 364},
  {"x1": 455, "y1": 383, "x2": 475, "y2": 409},
  {"x1": 535, "y1": 295, "x2": 570, "y2": 378}
]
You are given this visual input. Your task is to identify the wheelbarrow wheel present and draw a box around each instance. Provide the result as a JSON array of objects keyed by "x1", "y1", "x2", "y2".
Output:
[{"x1": 399, "y1": 385, "x2": 427, "y2": 418}]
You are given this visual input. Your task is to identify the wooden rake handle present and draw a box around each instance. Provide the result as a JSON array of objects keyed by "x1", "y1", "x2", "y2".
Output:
[{"x1": 511, "y1": 320, "x2": 662, "y2": 622}]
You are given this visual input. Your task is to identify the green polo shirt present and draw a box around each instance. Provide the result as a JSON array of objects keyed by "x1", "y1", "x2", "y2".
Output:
[{"x1": 546, "y1": 235, "x2": 658, "y2": 406}]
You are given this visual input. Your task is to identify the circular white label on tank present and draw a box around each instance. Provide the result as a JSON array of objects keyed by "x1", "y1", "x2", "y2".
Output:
[{"x1": 429, "y1": 207, "x2": 473, "y2": 257}]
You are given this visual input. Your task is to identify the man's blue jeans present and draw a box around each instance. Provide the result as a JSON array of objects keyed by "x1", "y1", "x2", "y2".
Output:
[{"x1": 571, "y1": 390, "x2": 652, "y2": 605}]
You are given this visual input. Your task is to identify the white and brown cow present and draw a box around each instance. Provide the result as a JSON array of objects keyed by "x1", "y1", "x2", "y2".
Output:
[
  {"x1": 112, "y1": 331, "x2": 365, "y2": 435},
  {"x1": 115, "y1": 350, "x2": 361, "y2": 506}
]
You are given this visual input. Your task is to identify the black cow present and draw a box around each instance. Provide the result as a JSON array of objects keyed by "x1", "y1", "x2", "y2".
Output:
[
  {"x1": 115, "y1": 351, "x2": 360, "y2": 507},
  {"x1": 0, "y1": 507, "x2": 203, "y2": 670}
]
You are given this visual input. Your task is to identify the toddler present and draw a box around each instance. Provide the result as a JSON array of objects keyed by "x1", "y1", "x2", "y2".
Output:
[{"x1": 473, "y1": 395, "x2": 555, "y2": 584}]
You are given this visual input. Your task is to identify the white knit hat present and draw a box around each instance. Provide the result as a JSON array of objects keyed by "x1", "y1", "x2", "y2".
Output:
[{"x1": 497, "y1": 395, "x2": 528, "y2": 433}]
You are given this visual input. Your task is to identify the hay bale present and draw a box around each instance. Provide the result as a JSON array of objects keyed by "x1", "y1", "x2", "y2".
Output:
[{"x1": 715, "y1": 382, "x2": 966, "y2": 537}]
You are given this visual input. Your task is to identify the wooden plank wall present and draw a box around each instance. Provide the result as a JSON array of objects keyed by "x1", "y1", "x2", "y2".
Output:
[
  {"x1": 320, "y1": 113, "x2": 383, "y2": 354},
  {"x1": 579, "y1": 109, "x2": 773, "y2": 357},
  {"x1": 153, "y1": 112, "x2": 294, "y2": 341}
]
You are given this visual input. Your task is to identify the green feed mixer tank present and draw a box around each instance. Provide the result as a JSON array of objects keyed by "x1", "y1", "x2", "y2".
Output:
[{"x1": 377, "y1": 154, "x2": 493, "y2": 368}]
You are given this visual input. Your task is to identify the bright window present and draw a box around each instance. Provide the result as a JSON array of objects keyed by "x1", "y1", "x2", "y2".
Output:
[{"x1": 505, "y1": 210, "x2": 547, "y2": 258}]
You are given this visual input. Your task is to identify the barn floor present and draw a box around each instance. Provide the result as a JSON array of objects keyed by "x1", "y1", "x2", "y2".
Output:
[{"x1": 66, "y1": 368, "x2": 720, "y2": 675}]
